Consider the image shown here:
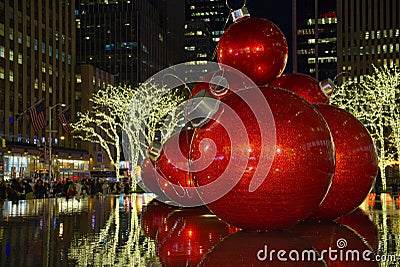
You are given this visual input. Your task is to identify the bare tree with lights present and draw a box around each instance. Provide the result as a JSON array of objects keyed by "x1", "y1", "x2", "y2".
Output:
[
  {"x1": 330, "y1": 65, "x2": 400, "y2": 190},
  {"x1": 72, "y1": 82, "x2": 184, "y2": 182}
]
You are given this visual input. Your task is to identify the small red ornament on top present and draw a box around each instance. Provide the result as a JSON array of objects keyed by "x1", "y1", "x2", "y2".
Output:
[{"x1": 216, "y1": 7, "x2": 288, "y2": 85}]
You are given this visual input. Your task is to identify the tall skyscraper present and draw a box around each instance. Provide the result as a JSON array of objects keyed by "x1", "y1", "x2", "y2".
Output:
[
  {"x1": 75, "y1": 0, "x2": 184, "y2": 85},
  {"x1": 0, "y1": 0, "x2": 83, "y2": 180},
  {"x1": 185, "y1": 0, "x2": 228, "y2": 59},
  {"x1": 293, "y1": 0, "x2": 400, "y2": 82}
]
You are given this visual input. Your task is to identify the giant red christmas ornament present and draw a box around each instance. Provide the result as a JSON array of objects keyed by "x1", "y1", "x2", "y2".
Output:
[
  {"x1": 141, "y1": 157, "x2": 170, "y2": 202},
  {"x1": 199, "y1": 230, "x2": 325, "y2": 267},
  {"x1": 311, "y1": 104, "x2": 378, "y2": 220},
  {"x1": 268, "y1": 73, "x2": 332, "y2": 104},
  {"x1": 216, "y1": 9, "x2": 288, "y2": 85},
  {"x1": 153, "y1": 129, "x2": 204, "y2": 206},
  {"x1": 190, "y1": 86, "x2": 335, "y2": 230},
  {"x1": 155, "y1": 207, "x2": 236, "y2": 267}
]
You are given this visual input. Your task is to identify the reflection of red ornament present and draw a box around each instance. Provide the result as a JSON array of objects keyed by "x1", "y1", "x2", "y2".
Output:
[
  {"x1": 200, "y1": 230, "x2": 325, "y2": 267},
  {"x1": 288, "y1": 220, "x2": 378, "y2": 266},
  {"x1": 336, "y1": 208, "x2": 379, "y2": 253},
  {"x1": 191, "y1": 86, "x2": 335, "y2": 230},
  {"x1": 156, "y1": 207, "x2": 235, "y2": 267},
  {"x1": 217, "y1": 16, "x2": 288, "y2": 85},
  {"x1": 141, "y1": 199, "x2": 176, "y2": 239},
  {"x1": 268, "y1": 73, "x2": 330, "y2": 104},
  {"x1": 311, "y1": 105, "x2": 378, "y2": 220},
  {"x1": 154, "y1": 129, "x2": 204, "y2": 205}
]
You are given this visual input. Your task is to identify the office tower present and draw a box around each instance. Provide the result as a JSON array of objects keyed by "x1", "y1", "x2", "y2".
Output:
[
  {"x1": 184, "y1": 20, "x2": 213, "y2": 61},
  {"x1": 75, "y1": 0, "x2": 184, "y2": 85},
  {"x1": 293, "y1": 0, "x2": 400, "y2": 82},
  {"x1": 0, "y1": 0, "x2": 82, "y2": 180},
  {"x1": 185, "y1": 0, "x2": 228, "y2": 56}
]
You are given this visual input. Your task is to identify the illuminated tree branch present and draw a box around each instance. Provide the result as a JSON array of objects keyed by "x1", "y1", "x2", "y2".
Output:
[{"x1": 72, "y1": 82, "x2": 184, "y2": 183}]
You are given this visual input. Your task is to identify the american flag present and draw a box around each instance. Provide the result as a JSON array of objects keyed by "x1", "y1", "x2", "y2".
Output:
[
  {"x1": 58, "y1": 106, "x2": 73, "y2": 135},
  {"x1": 29, "y1": 100, "x2": 47, "y2": 133}
]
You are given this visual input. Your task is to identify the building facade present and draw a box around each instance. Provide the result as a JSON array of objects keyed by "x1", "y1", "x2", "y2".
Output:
[
  {"x1": 185, "y1": 0, "x2": 227, "y2": 57},
  {"x1": 0, "y1": 0, "x2": 86, "y2": 180},
  {"x1": 292, "y1": 0, "x2": 400, "y2": 82},
  {"x1": 184, "y1": 20, "x2": 213, "y2": 61},
  {"x1": 75, "y1": 0, "x2": 184, "y2": 85}
]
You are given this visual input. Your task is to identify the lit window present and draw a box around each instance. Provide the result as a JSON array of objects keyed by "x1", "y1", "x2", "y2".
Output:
[
  {"x1": 27, "y1": 35, "x2": 30, "y2": 47},
  {"x1": 185, "y1": 46, "x2": 195, "y2": 51},
  {"x1": 196, "y1": 31, "x2": 203, "y2": 35},
  {"x1": 42, "y1": 62, "x2": 46, "y2": 73},
  {"x1": 18, "y1": 32, "x2": 22, "y2": 44},
  {"x1": 49, "y1": 65, "x2": 53, "y2": 75},
  {"x1": 18, "y1": 53, "x2": 22, "y2": 64},
  {"x1": 9, "y1": 28, "x2": 13, "y2": 40},
  {"x1": 9, "y1": 70, "x2": 13, "y2": 82},
  {"x1": 0, "y1": 45, "x2": 4, "y2": 58},
  {"x1": 42, "y1": 42, "x2": 46, "y2": 54},
  {"x1": 76, "y1": 74, "x2": 82, "y2": 83},
  {"x1": 34, "y1": 39, "x2": 38, "y2": 50},
  {"x1": 0, "y1": 67, "x2": 4, "y2": 79},
  {"x1": 42, "y1": 82, "x2": 46, "y2": 91},
  {"x1": 9, "y1": 50, "x2": 13, "y2": 61},
  {"x1": 190, "y1": 5, "x2": 195, "y2": 9}
]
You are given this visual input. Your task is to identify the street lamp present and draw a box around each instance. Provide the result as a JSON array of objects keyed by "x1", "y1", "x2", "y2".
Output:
[{"x1": 47, "y1": 103, "x2": 66, "y2": 181}]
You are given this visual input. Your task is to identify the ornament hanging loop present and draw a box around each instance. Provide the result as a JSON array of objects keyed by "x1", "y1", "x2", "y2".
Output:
[
  {"x1": 225, "y1": 0, "x2": 247, "y2": 10},
  {"x1": 226, "y1": 0, "x2": 250, "y2": 22}
]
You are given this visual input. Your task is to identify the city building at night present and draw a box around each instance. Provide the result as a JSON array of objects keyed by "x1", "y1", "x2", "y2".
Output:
[
  {"x1": 185, "y1": 0, "x2": 227, "y2": 57},
  {"x1": 184, "y1": 20, "x2": 213, "y2": 61},
  {"x1": 75, "y1": 0, "x2": 185, "y2": 85},
  {"x1": 0, "y1": 0, "x2": 87, "y2": 181},
  {"x1": 292, "y1": 0, "x2": 400, "y2": 82}
]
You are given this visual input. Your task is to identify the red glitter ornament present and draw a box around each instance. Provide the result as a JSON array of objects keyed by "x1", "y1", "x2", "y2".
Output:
[
  {"x1": 154, "y1": 129, "x2": 204, "y2": 206},
  {"x1": 190, "y1": 86, "x2": 335, "y2": 230},
  {"x1": 156, "y1": 207, "x2": 236, "y2": 267},
  {"x1": 141, "y1": 157, "x2": 170, "y2": 202},
  {"x1": 268, "y1": 73, "x2": 331, "y2": 104},
  {"x1": 199, "y1": 230, "x2": 326, "y2": 267},
  {"x1": 311, "y1": 104, "x2": 378, "y2": 220},
  {"x1": 217, "y1": 14, "x2": 288, "y2": 85}
]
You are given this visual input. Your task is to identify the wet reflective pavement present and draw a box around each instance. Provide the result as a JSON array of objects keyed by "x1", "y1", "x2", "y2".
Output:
[{"x1": 0, "y1": 193, "x2": 398, "y2": 266}]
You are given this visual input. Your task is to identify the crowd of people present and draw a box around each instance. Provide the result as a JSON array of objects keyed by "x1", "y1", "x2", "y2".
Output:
[{"x1": 0, "y1": 178, "x2": 133, "y2": 201}]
